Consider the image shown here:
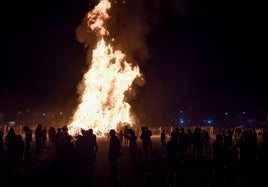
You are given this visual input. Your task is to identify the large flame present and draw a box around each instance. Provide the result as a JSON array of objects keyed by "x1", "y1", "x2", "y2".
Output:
[{"x1": 67, "y1": 0, "x2": 142, "y2": 136}]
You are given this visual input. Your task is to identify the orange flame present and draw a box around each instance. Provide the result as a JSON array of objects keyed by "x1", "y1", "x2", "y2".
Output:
[{"x1": 67, "y1": 0, "x2": 142, "y2": 136}]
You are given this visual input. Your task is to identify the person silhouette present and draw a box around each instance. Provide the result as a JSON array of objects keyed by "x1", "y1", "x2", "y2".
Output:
[
  {"x1": 166, "y1": 131, "x2": 180, "y2": 186},
  {"x1": 108, "y1": 129, "x2": 121, "y2": 185}
]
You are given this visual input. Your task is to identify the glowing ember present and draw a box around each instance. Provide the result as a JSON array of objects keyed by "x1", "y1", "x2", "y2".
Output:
[{"x1": 67, "y1": 0, "x2": 143, "y2": 136}]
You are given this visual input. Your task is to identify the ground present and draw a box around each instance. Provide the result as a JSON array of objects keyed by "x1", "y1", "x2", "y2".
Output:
[{"x1": 1, "y1": 135, "x2": 261, "y2": 187}]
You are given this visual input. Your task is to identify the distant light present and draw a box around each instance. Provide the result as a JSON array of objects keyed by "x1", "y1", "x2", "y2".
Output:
[
  {"x1": 59, "y1": 112, "x2": 63, "y2": 115},
  {"x1": 204, "y1": 119, "x2": 213, "y2": 125},
  {"x1": 242, "y1": 111, "x2": 246, "y2": 114},
  {"x1": 178, "y1": 118, "x2": 185, "y2": 125},
  {"x1": 225, "y1": 112, "x2": 228, "y2": 116},
  {"x1": 42, "y1": 113, "x2": 46, "y2": 116}
]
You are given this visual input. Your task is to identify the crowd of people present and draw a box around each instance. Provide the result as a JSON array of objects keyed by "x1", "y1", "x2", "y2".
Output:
[
  {"x1": 162, "y1": 126, "x2": 268, "y2": 187},
  {"x1": 0, "y1": 124, "x2": 268, "y2": 187}
]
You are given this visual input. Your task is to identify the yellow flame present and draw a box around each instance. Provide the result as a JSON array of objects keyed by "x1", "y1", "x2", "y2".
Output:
[{"x1": 67, "y1": 0, "x2": 142, "y2": 136}]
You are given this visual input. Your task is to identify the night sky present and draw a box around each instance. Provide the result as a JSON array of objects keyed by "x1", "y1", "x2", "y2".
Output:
[{"x1": 1, "y1": 0, "x2": 267, "y2": 124}]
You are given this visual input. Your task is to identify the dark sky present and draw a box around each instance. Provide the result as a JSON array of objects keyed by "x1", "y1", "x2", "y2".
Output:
[{"x1": 1, "y1": 0, "x2": 267, "y2": 123}]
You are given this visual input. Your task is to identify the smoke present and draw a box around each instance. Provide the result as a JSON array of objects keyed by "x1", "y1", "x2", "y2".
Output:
[
  {"x1": 162, "y1": 0, "x2": 190, "y2": 16},
  {"x1": 75, "y1": 0, "x2": 153, "y2": 99},
  {"x1": 107, "y1": 0, "x2": 151, "y2": 99},
  {"x1": 76, "y1": 0, "x2": 151, "y2": 67},
  {"x1": 107, "y1": 0, "x2": 151, "y2": 66}
]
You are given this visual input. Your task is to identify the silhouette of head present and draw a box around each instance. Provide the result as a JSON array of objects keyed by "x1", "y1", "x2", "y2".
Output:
[{"x1": 109, "y1": 129, "x2": 116, "y2": 136}]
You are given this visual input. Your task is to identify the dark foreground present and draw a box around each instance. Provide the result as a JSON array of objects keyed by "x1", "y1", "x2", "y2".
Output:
[{"x1": 0, "y1": 136, "x2": 267, "y2": 187}]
